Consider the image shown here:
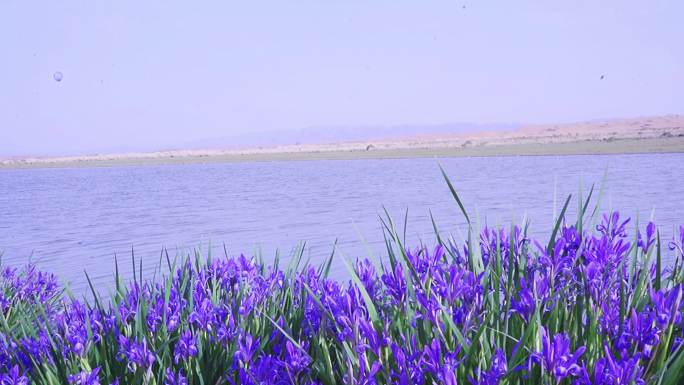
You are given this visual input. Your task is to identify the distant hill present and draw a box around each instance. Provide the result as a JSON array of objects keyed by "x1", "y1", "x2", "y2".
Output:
[{"x1": 181, "y1": 122, "x2": 519, "y2": 150}]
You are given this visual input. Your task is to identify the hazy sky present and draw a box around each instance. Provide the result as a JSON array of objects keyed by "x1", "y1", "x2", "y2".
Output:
[{"x1": 1, "y1": 1, "x2": 682, "y2": 156}]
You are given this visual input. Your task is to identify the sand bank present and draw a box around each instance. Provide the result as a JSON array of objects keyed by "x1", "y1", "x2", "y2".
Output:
[{"x1": 2, "y1": 115, "x2": 683, "y2": 169}]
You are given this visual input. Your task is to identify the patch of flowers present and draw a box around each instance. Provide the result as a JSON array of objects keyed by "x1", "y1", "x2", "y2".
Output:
[{"x1": 1, "y1": 211, "x2": 684, "y2": 384}]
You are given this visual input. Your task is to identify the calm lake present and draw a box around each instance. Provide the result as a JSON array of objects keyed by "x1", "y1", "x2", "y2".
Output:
[{"x1": 1, "y1": 153, "x2": 683, "y2": 294}]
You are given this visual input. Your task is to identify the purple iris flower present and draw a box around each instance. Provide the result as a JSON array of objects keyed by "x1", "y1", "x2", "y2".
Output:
[
  {"x1": 420, "y1": 337, "x2": 460, "y2": 382},
  {"x1": 421, "y1": 338, "x2": 443, "y2": 376},
  {"x1": 146, "y1": 300, "x2": 163, "y2": 332},
  {"x1": 441, "y1": 364, "x2": 458, "y2": 385},
  {"x1": 188, "y1": 299, "x2": 216, "y2": 332},
  {"x1": 0, "y1": 366, "x2": 29, "y2": 385},
  {"x1": 470, "y1": 348, "x2": 508, "y2": 385},
  {"x1": 355, "y1": 259, "x2": 380, "y2": 301},
  {"x1": 511, "y1": 278, "x2": 536, "y2": 322},
  {"x1": 216, "y1": 319, "x2": 238, "y2": 346},
  {"x1": 591, "y1": 347, "x2": 645, "y2": 385},
  {"x1": 637, "y1": 222, "x2": 656, "y2": 253},
  {"x1": 649, "y1": 285, "x2": 683, "y2": 329},
  {"x1": 174, "y1": 330, "x2": 198, "y2": 363},
  {"x1": 482, "y1": 348, "x2": 508, "y2": 385},
  {"x1": 285, "y1": 340, "x2": 311, "y2": 375},
  {"x1": 245, "y1": 355, "x2": 291, "y2": 385},
  {"x1": 358, "y1": 317, "x2": 385, "y2": 356},
  {"x1": 349, "y1": 352, "x2": 381, "y2": 385},
  {"x1": 164, "y1": 369, "x2": 188, "y2": 385},
  {"x1": 67, "y1": 367, "x2": 101, "y2": 385},
  {"x1": 616, "y1": 309, "x2": 660, "y2": 359},
  {"x1": 596, "y1": 212, "x2": 630, "y2": 240},
  {"x1": 235, "y1": 334, "x2": 259, "y2": 366},
  {"x1": 381, "y1": 263, "x2": 406, "y2": 305},
  {"x1": 117, "y1": 335, "x2": 155, "y2": 372},
  {"x1": 17, "y1": 331, "x2": 51, "y2": 364},
  {"x1": 531, "y1": 328, "x2": 585, "y2": 381}
]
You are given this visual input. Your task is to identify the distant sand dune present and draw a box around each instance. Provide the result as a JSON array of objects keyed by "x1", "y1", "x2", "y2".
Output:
[{"x1": 2, "y1": 115, "x2": 683, "y2": 168}]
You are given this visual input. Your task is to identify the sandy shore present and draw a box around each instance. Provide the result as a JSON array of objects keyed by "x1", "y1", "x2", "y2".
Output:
[{"x1": 2, "y1": 115, "x2": 683, "y2": 169}]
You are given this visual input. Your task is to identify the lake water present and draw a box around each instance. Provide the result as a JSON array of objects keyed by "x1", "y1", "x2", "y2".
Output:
[{"x1": 1, "y1": 153, "x2": 683, "y2": 294}]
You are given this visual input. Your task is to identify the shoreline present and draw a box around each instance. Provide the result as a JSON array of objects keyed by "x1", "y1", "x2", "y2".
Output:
[{"x1": 2, "y1": 136, "x2": 684, "y2": 170}]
